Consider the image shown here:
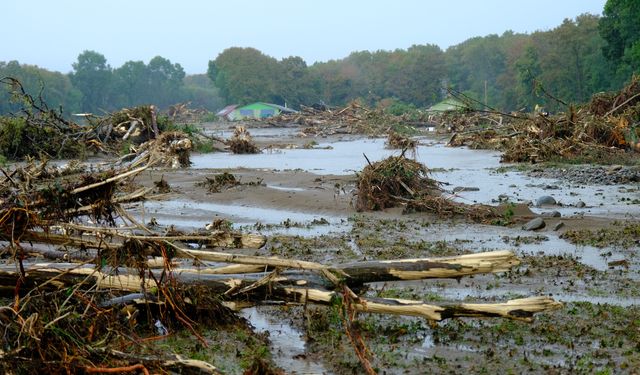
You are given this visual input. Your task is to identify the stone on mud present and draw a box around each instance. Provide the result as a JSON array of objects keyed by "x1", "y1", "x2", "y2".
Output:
[
  {"x1": 535, "y1": 195, "x2": 556, "y2": 206},
  {"x1": 523, "y1": 217, "x2": 546, "y2": 231},
  {"x1": 541, "y1": 210, "x2": 561, "y2": 218}
]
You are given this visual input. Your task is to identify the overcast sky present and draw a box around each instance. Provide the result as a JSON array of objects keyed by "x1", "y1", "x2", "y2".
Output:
[{"x1": 3, "y1": 0, "x2": 606, "y2": 74}]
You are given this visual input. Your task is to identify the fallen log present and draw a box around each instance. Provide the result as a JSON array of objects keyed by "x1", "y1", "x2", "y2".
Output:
[
  {"x1": 281, "y1": 287, "x2": 562, "y2": 322},
  {"x1": 18, "y1": 227, "x2": 267, "y2": 251},
  {"x1": 8, "y1": 246, "x2": 519, "y2": 285},
  {"x1": 0, "y1": 262, "x2": 561, "y2": 322},
  {"x1": 336, "y1": 250, "x2": 519, "y2": 284}
]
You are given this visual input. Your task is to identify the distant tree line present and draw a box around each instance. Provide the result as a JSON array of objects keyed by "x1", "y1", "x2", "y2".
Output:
[
  {"x1": 1, "y1": 0, "x2": 638, "y2": 116},
  {"x1": 209, "y1": 9, "x2": 638, "y2": 113},
  {"x1": 0, "y1": 52, "x2": 223, "y2": 116}
]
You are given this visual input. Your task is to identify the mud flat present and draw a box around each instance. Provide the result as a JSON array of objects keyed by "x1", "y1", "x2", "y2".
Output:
[{"x1": 129, "y1": 126, "x2": 640, "y2": 373}]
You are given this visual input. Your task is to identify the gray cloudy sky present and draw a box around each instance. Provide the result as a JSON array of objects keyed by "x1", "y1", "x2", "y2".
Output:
[{"x1": 3, "y1": 0, "x2": 606, "y2": 74}]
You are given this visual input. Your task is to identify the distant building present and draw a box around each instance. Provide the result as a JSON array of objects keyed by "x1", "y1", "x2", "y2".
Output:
[
  {"x1": 427, "y1": 97, "x2": 468, "y2": 113},
  {"x1": 215, "y1": 105, "x2": 238, "y2": 119},
  {"x1": 217, "y1": 102, "x2": 298, "y2": 121}
]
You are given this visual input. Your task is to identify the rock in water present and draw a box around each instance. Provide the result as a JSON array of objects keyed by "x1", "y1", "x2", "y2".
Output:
[
  {"x1": 536, "y1": 196, "x2": 556, "y2": 206},
  {"x1": 523, "y1": 217, "x2": 546, "y2": 231},
  {"x1": 576, "y1": 201, "x2": 586, "y2": 208}
]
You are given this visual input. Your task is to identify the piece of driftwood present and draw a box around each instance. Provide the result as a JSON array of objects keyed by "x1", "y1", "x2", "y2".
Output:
[
  {"x1": 336, "y1": 250, "x2": 519, "y2": 284},
  {"x1": 281, "y1": 287, "x2": 562, "y2": 322},
  {"x1": 17, "y1": 227, "x2": 267, "y2": 251},
  {"x1": 0, "y1": 261, "x2": 561, "y2": 322}
]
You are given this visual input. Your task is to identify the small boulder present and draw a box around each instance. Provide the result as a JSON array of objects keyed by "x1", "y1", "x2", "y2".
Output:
[
  {"x1": 553, "y1": 221, "x2": 565, "y2": 231},
  {"x1": 541, "y1": 210, "x2": 561, "y2": 218},
  {"x1": 576, "y1": 201, "x2": 586, "y2": 208},
  {"x1": 536, "y1": 195, "x2": 556, "y2": 206},
  {"x1": 523, "y1": 217, "x2": 546, "y2": 231}
]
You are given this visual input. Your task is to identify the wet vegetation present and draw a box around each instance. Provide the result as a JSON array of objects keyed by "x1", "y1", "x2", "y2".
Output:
[{"x1": 561, "y1": 223, "x2": 640, "y2": 249}]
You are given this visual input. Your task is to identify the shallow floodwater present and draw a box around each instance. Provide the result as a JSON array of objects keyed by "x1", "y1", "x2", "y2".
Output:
[
  {"x1": 240, "y1": 307, "x2": 327, "y2": 374},
  {"x1": 138, "y1": 200, "x2": 349, "y2": 237},
  {"x1": 192, "y1": 138, "x2": 640, "y2": 219},
  {"x1": 418, "y1": 222, "x2": 619, "y2": 271}
]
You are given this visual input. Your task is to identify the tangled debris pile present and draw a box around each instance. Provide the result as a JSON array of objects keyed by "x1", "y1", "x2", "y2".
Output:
[
  {"x1": 165, "y1": 102, "x2": 209, "y2": 123},
  {"x1": 385, "y1": 131, "x2": 417, "y2": 149},
  {"x1": 0, "y1": 77, "x2": 96, "y2": 159},
  {"x1": 196, "y1": 172, "x2": 264, "y2": 193},
  {"x1": 356, "y1": 154, "x2": 497, "y2": 222},
  {"x1": 0, "y1": 77, "x2": 194, "y2": 168},
  {"x1": 228, "y1": 125, "x2": 260, "y2": 154},
  {"x1": 445, "y1": 76, "x2": 640, "y2": 163},
  {"x1": 267, "y1": 101, "x2": 428, "y2": 136}
]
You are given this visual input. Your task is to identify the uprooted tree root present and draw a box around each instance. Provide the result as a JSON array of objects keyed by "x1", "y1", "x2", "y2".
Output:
[
  {"x1": 356, "y1": 154, "x2": 497, "y2": 222},
  {"x1": 228, "y1": 126, "x2": 260, "y2": 154}
]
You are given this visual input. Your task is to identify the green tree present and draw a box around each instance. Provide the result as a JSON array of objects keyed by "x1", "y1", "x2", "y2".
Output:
[
  {"x1": 515, "y1": 45, "x2": 542, "y2": 110},
  {"x1": 112, "y1": 60, "x2": 150, "y2": 107},
  {"x1": 600, "y1": 0, "x2": 640, "y2": 66},
  {"x1": 276, "y1": 56, "x2": 317, "y2": 107},
  {"x1": 208, "y1": 47, "x2": 281, "y2": 105},
  {"x1": 182, "y1": 74, "x2": 223, "y2": 111},
  {"x1": 0, "y1": 60, "x2": 81, "y2": 115},
  {"x1": 70, "y1": 50, "x2": 112, "y2": 112},
  {"x1": 147, "y1": 56, "x2": 186, "y2": 108}
]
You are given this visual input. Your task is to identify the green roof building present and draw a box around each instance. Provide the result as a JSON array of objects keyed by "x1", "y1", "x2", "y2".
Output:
[
  {"x1": 427, "y1": 97, "x2": 469, "y2": 113},
  {"x1": 225, "y1": 102, "x2": 297, "y2": 121}
]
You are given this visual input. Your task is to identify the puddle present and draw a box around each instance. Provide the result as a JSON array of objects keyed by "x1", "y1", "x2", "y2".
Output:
[
  {"x1": 204, "y1": 126, "x2": 301, "y2": 139},
  {"x1": 241, "y1": 307, "x2": 327, "y2": 374},
  {"x1": 266, "y1": 184, "x2": 306, "y2": 192},
  {"x1": 191, "y1": 138, "x2": 395, "y2": 174},
  {"x1": 134, "y1": 200, "x2": 349, "y2": 237}
]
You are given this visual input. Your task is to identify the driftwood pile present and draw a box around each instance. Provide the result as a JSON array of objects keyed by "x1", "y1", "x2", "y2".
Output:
[
  {"x1": 0, "y1": 156, "x2": 561, "y2": 372},
  {"x1": 267, "y1": 102, "x2": 428, "y2": 136},
  {"x1": 356, "y1": 154, "x2": 498, "y2": 222},
  {"x1": 385, "y1": 131, "x2": 417, "y2": 149},
  {"x1": 445, "y1": 76, "x2": 640, "y2": 163},
  {"x1": 165, "y1": 102, "x2": 208, "y2": 123}
]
